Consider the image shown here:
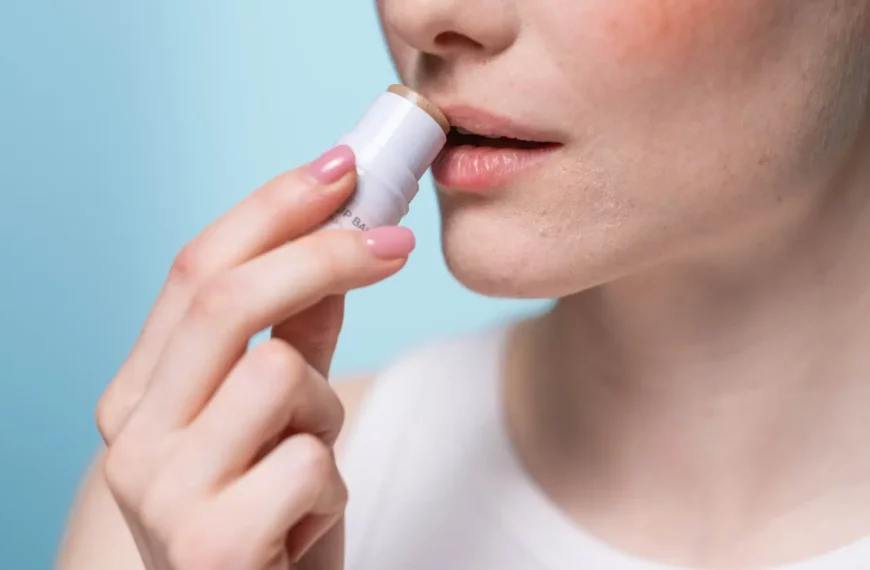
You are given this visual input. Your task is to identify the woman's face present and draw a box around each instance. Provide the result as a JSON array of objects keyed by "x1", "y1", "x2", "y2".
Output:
[{"x1": 377, "y1": 0, "x2": 870, "y2": 298}]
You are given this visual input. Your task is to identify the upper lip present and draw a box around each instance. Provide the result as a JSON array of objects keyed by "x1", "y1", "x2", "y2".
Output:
[{"x1": 439, "y1": 104, "x2": 563, "y2": 144}]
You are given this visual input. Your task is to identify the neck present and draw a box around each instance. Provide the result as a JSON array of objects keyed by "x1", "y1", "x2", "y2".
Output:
[{"x1": 509, "y1": 135, "x2": 870, "y2": 557}]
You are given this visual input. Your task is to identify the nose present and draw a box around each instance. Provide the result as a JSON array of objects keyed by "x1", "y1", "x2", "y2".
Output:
[{"x1": 380, "y1": 0, "x2": 519, "y2": 59}]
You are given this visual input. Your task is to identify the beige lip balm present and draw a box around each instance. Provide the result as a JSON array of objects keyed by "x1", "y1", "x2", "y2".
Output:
[{"x1": 322, "y1": 85, "x2": 449, "y2": 231}]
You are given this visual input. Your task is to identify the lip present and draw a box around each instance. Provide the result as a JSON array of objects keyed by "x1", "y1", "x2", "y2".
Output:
[
  {"x1": 441, "y1": 105, "x2": 564, "y2": 144},
  {"x1": 431, "y1": 105, "x2": 564, "y2": 193}
]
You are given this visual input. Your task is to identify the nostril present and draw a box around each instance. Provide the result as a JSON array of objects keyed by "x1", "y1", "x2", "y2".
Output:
[{"x1": 433, "y1": 31, "x2": 484, "y2": 51}]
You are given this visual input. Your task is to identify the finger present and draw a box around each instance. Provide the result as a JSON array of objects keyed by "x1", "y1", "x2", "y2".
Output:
[
  {"x1": 286, "y1": 514, "x2": 340, "y2": 567},
  {"x1": 214, "y1": 434, "x2": 347, "y2": 565},
  {"x1": 128, "y1": 226, "x2": 414, "y2": 436},
  {"x1": 97, "y1": 147, "x2": 357, "y2": 443},
  {"x1": 272, "y1": 294, "x2": 345, "y2": 378},
  {"x1": 149, "y1": 340, "x2": 343, "y2": 505},
  {"x1": 295, "y1": 519, "x2": 345, "y2": 570}
]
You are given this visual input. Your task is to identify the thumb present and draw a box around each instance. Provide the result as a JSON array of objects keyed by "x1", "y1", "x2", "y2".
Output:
[
  {"x1": 294, "y1": 520, "x2": 345, "y2": 570},
  {"x1": 272, "y1": 294, "x2": 345, "y2": 378}
]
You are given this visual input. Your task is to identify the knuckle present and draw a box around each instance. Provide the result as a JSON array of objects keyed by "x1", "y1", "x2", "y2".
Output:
[
  {"x1": 102, "y1": 445, "x2": 141, "y2": 507},
  {"x1": 292, "y1": 433, "x2": 333, "y2": 479},
  {"x1": 332, "y1": 472, "x2": 350, "y2": 509},
  {"x1": 250, "y1": 340, "x2": 310, "y2": 390},
  {"x1": 169, "y1": 242, "x2": 208, "y2": 285},
  {"x1": 330, "y1": 391, "x2": 347, "y2": 433},
  {"x1": 95, "y1": 374, "x2": 142, "y2": 443},
  {"x1": 95, "y1": 388, "x2": 119, "y2": 442},
  {"x1": 317, "y1": 386, "x2": 346, "y2": 447}
]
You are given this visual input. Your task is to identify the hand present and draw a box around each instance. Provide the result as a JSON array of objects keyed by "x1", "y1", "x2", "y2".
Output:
[{"x1": 95, "y1": 145, "x2": 414, "y2": 569}]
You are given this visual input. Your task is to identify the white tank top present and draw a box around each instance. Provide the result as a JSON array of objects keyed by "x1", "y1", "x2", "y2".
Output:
[{"x1": 339, "y1": 327, "x2": 870, "y2": 570}]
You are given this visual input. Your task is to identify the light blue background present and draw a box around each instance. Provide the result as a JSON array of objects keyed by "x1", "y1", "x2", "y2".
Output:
[{"x1": 0, "y1": 1, "x2": 548, "y2": 568}]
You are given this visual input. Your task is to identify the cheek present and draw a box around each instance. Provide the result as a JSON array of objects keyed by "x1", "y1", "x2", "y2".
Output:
[
  {"x1": 549, "y1": 0, "x2": 776, "y2": 72},
  {"x1": 607, "y1": 0, "x2": 759, "y2": 64},
  {"x1": 377, "y1": 0, "x2": 416, "y2": 81}
]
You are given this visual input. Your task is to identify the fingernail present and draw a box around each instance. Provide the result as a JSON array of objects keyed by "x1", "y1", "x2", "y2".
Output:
[
  {"x1": 364, "y1": 226, "x2": 416, "y2": 260},
  {"x1": 308, "y1": 145, "x2": 355, "y2": 184}
]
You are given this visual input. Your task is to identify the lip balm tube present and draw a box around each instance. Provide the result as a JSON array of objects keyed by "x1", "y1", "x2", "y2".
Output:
[{"x1": 322, "y1": 85, "x2": 449, "y2": 232}]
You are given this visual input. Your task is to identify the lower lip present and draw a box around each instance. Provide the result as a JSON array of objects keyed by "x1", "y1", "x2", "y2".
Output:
[{"x1": 431, "y1": 144, "x2": 560, "y2": 192}]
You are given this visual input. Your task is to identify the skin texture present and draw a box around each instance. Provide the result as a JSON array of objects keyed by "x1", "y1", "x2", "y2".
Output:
[
  {"x1": 378, "y1": 0, "x2": 870, "y2": 566},
  {"x1": 380, "y1": 0, "x2": 870, "y2": 298},
  {"x1": 599, "y1": 1, "x2": 774, "y2": 67}
]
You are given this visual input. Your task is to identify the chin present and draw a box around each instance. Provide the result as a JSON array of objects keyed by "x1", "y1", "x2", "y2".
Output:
[{"x1": 437, "y1": 196, "x2": 632, "y2": 300}]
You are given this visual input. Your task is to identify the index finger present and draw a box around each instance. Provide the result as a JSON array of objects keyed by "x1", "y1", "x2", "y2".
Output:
[
  {"x1": 97, "y1": 146, "x2": 357, "y2": 443},
  {"x1": 127, "y1": 226, "x2": 414, "y2": 436}
]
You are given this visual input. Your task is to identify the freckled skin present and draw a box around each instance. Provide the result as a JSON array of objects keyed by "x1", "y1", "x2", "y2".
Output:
[{"x1": 378, "y1": 0, "x2": 870, "y2": 297}]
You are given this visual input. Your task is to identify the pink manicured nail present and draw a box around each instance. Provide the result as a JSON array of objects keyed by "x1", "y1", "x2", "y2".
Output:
[
  {"x1": 308, "y1": 145, "x2": 355, "y2": 184},
  {"x1": 364, "y1": 226, "x2": 416, "y2": 260}
]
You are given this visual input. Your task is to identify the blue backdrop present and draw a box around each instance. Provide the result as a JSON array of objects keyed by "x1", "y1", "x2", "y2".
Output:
[{"x1": 0, "y1": 1, "x2": 546, "y2": 568}]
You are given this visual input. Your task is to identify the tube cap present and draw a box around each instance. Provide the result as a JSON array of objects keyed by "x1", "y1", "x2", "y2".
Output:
[{"x1": 338, "y1": 85, "x2": 448, "y2": 204}]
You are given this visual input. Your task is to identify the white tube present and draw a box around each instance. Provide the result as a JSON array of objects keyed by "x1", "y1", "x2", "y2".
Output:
[{"x1": 322, "y1": 85, "x2": 449, "y2": 231}]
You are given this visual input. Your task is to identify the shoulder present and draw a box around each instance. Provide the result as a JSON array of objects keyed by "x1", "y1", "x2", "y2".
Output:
[
  {"x1": 337, "y1": 326, "x2": 516, "y2": 564},
  {"x1": 333, "y1": 324, "x2": 512, "y2": 456}
]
